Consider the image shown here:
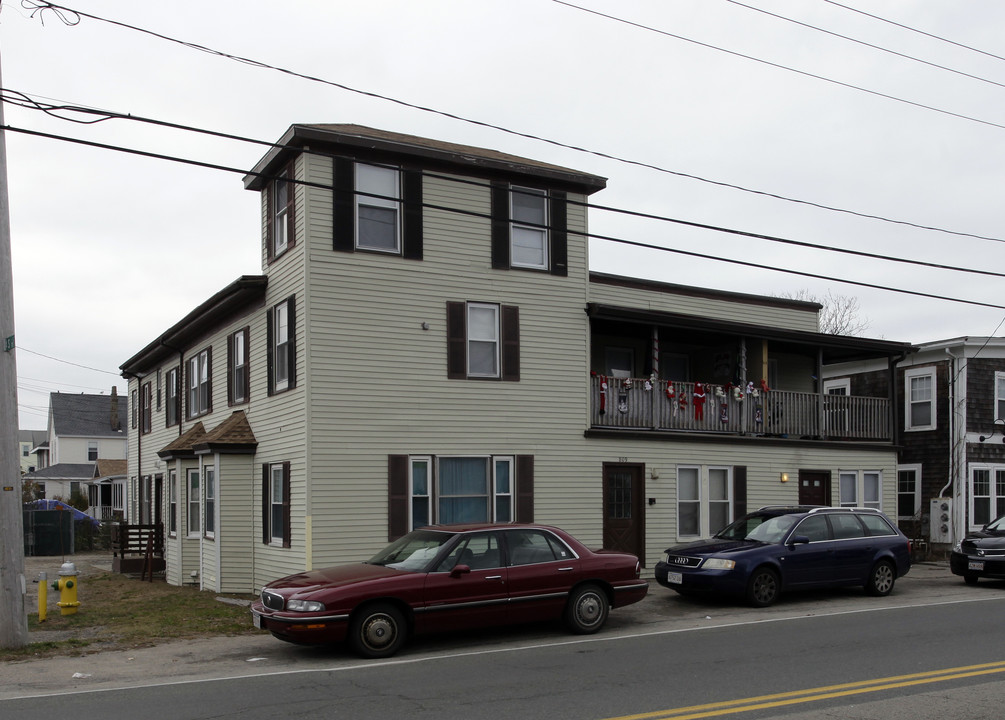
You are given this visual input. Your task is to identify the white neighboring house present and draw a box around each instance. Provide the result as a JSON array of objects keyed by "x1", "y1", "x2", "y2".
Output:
[
  {"x1": 18, "y1": 429, "x2": 47, "y2": 476},
  {"x1": 22, "y1": 390, "x2": 129, "y2": 518}
]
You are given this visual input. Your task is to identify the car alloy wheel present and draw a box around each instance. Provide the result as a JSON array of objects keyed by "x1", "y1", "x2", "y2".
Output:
[
  {"x1": 866, "y1": 561, "x2": 895, "y2": 596},
  {"x1": 349, "y1": 603, "x2": 406, "y2": 658},
  {"x1": 565, "y1": 584, "x2": 610, "y2": 634},
  {"x1": 746, "y1": 568, "x2": 780, "y2": 608}
]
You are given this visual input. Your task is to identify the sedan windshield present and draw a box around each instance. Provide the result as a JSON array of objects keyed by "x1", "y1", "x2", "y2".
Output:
[
  {"x1": 367, "y1": 530, "x2": 457, "y2": 571},
  {"x1": 715, "y1": 513, "x2": 798, "y2": 544}
]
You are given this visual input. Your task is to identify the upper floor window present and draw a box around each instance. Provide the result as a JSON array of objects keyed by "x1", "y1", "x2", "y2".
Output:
[
  {"x1": 268, "y1": 296, "x2": 297, "y2": 395},
  {"x1": 333, "y1": 159, "x2": 423, "y2": 259},
  {"x1": 267, "y1": 163, "x2": 295, "y2": 262},
  {"x1": 228, "y1": 327, "x2": 250, "y2": 405},
  {"x1": 510, "y1": 187, "x2": 548, "y2": 269},
  {"x1": 356, "y1": 163, "x2": 401, "y2": 253},
  {"x1": 165, "y1": 367, "x2": 180, "y2": 427},
  {"x1": 141, "y1": 382, "x2": 152, "y2": 435},
  {"x1": 904, "y1": 367, "x2": 935, "y2": 431},
  {"x1": 87, "y1": 441, "x2": 98, "y2": 462},
  {"x1": 187, "y1": 349, "x2": 212, "y2": 419},
  {"x1": 131, "y1": 389, "x2": 138, "y2": 429},
  {"x1": 446, "y1": 301, "x2": 519, "y2": 381},
  {"x1": 996, "y1": 372, "x2": 1005, "y2": 422},
  {"x1": 492, "y1": 183, "x2": 567, "y2": 276}
]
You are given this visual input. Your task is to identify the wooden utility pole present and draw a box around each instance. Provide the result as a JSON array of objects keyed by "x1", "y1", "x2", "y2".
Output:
[{"x1": 0, "y1": 42, "x2": 29, "y2": 649}]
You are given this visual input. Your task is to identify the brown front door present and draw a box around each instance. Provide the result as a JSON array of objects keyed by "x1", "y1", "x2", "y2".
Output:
[
  {"x1": 798, "y1": 471, "x2": 832, "y2": 506},
  {"x1": 603, "y1": 463, "x2": 645, "y2": 563}
]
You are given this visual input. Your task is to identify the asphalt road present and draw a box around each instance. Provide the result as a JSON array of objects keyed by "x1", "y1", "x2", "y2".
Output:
[{"x1": 4, "y1": 560, "x2": 1004, "y2": 719}]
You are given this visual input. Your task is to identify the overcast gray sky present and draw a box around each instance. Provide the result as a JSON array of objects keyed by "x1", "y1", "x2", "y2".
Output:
[{"x1": 5, "y1": 0, "x2": 1005, "y2": 429}]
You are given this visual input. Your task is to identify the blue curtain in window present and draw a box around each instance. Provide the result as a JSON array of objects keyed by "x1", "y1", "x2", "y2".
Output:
[{"x1": 439, "y1": 458, "x2": 489, "y2": 523}]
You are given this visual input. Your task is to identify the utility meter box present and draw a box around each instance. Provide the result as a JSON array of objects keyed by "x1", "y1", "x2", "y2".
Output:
[{"x1": 929, "y1": 497, "x2": 953, "y2": 544}]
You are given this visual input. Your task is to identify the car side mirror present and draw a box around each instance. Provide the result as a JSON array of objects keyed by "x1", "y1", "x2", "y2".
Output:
[
  {"x1": 450, "y1": 564, "x2": 471, "y2": 578},
  {"x1": 788, "y1": 535, "x2": 810, "y2": 547}
]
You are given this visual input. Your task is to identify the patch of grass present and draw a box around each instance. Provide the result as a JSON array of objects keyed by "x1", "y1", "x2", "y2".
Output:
[{"x1": 2, "y1": 570, "x2": 259, "y2": 662}]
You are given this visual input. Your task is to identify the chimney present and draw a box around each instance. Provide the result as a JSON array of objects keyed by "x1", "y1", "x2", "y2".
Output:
[{"x1": 110, "y1": 386, "x2": 120, "y2": 430}]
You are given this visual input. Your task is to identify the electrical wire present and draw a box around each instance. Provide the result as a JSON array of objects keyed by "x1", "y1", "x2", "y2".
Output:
[
  {"x1": 3, "y1": 120, "x2": 1001, "y2": 313},
  {"x1": 821, "y1": 0, "x2": 1005, "y2": 64},
  {"x1": 13, "y1": 2, "x2": 1005, "y2": 245},
  {"x1": 17, "y1": 347, "x2": 122, "y2": 375},
  {"x1": 551, "y1": 1, "x2": 1005, "y2": 132},
  {"x1": 723, "y1": 0, "x2": 1005, "y2": 91},
  {"x1": 5, "y1": 92, "x2": 1005, "y2": 271}
]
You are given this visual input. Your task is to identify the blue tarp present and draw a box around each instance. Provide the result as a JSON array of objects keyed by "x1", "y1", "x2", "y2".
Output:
[{"x1": 24, "y1": 499, "x2": 101, "y2": 527}]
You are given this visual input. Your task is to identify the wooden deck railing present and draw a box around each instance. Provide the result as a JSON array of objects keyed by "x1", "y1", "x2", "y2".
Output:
[
  {"x1": 111, "y1": 523, "x2": 165, "y2": 579},
  {"x1": 590, "y1": 376, "x2": 891, "y2": 441}
]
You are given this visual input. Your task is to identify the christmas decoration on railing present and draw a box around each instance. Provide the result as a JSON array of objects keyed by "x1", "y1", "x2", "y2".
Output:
[{"x1": 591, "y1": 373, "x2": 771, "y2": 424}]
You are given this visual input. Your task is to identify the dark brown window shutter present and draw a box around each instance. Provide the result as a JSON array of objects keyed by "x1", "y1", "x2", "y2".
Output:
[
  {"x1": 284, "y1": 164, "x2": 296, "y2": 251},
  {"x1": 388, "y1": 455, "x2": 409, "y2": 541},
  {"x1": 490, "y1": 182, "x2": 510, "y2": 269},
  {"x1": 402, "y1": 169, "x2": 423, "y2": 260},
  {"x1": 501, "y1": 305, "x2": 520, "y2": 382},
  {"x1": 282, "y1": 461, "x2": 292, "y2": 548},
  {"x1": 226, "y1": 333, "x2": 235, "y2": 406},
  {"x1": 261, "y1": 464, "x2": 270, "y2": 544},
  {"x1": 333, "y1": 158, "x2": 355, "y2": 252},
  {"x1": 516, "y1": 455, "x2": 534, "y2": 522},
  {"x1": 549, "y1": 191, "x2": 568, "y2": 276},
  {"x1": 266, "y1": 306, "x2": 275, "y2": 396},
  {"x1": 265, "y1": 183, "x2": 275, "y2": 263},
  {"x1": 733, "y1": 466, "x2": 747, "y2": 520},
  {"x1": 286, "y1": 295, "x2": 297, "y2": 390},
  {"x1": 446, "y1": 301, "x2": 467, "y2": 379}
]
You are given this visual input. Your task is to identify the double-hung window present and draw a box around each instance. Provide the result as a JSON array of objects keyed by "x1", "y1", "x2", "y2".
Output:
[
  {"x1": 187, "y1": 349, "x2": 211, "y2": 418},
  {"x1": 204, "y1": 466, "x2": 216, "y2": 538},
  {"x1": 264, "y1": 462, "x2": 291, "y2": 546},
  {"x1": 228, "y1": 327, "x2": 250, "y2": 405},
  {"x1": 166, "y1": 367, "x2": 180, "y2": 427},
  {"x1": 187, "y1": 468, "x2": 200, "y2": 537},
  {"x1": 676, "y1": 465, "x2": 741, "y2": 538},
  {"x1": 510, "y1": 187, "x2": 548, "y2": 269},
  {"x1": 169, "y1": 470, "x2": 178, "y2": 536},
  {"x1": 839, "y1": 470, "x2": 882, "y2": 509},
  {"x1": 390, "y1": 455, "x2": 528, "y2": 538},
  {"x1": 88, "y1": 441, "x2": 98, "y2": 462},
  {"x1": 355, "y1": 163, "x2": 400, "y2": 253},
  {"x1": 897, "y1": 464, "x2": 921, "y2": 520},
  {"x1": 970, "y1": 466, "x2": 1005, "y2": 528},
  {"x1": 267, "y1": 163, "x2": 295, "y2": 261},
  {"x1": 492, "y1": 183, "x2": 567, "y2": 275},
  {"x1": 268, "y1": 297, "x2": 296, "y2": 395},
  {"x1": 140, "y1": 382, "x2": 152, "y2": 435},
  {"x1": 446, "y1": 301, "x2": 519, "y2": 381},
  {"x1": 996, "y1": 372, "x2": 1005, "y2": 422},
  {"x1": 904, "y1": 367, "x2": 935, "y2": 431}
]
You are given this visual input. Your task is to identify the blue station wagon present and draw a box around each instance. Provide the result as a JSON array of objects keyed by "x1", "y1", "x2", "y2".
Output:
[{"x1": 654, "y1": 506, "x2": 912, "y2": 607}]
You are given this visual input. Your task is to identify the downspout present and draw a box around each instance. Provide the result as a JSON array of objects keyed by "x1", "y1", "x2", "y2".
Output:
[
  {"x1": 121, "y1": 370, "x2": 143, "y2": 524},
  {"x1": 943, "y1": 347, "x2": 965, "y2": 544}
]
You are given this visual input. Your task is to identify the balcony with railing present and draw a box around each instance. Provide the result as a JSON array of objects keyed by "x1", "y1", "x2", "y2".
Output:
[{"x1": 590, "y1": 376, "x2": 891, "y2": 441}]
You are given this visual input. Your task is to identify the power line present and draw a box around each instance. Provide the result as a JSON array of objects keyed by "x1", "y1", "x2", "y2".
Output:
[
  {"x1": 724, "y1": 0, "x2": 1005, "y2": 90},
  {"x1": 551, "y1": 1, "x2": 1005, "y2": 131},
  {"x1": 5, "y1": 120, "x2": 1002, "y2": 313},
  {"x1": 14, "y1": 2, "x2": 1005, "y2": 245},
  {"x1": 17, "y1": 346, "x2": 121, "y2": 375},
  {"x1": 821, "y1": 0, "x2": 1005, "y2": 64}
]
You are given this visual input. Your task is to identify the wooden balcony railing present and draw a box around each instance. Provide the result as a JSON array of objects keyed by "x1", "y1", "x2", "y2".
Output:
[{"x1": 591, "y1": 376, "x2": 891, "y2": 441}]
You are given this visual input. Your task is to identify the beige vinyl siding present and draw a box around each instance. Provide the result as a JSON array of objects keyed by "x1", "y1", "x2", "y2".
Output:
[
  {"x1": 298, "y1": 161, "x2": 595, "y2": 568},
  {"x1": 588, "y1": 282, "x2": 820, "y2": 333},
  {"x1": 215, "y1": 453, "x2": 256, "y2": 593}
]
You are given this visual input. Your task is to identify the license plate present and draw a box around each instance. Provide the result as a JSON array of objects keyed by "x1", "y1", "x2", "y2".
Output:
[
  {"x1": 252, "y1": 610, "x2": 265, "y2": 629},
  {"x1": 667, "y1": 571, "x2": 683, "y2": 585},
  {"x1": 969, "y1": 561, "x2": 985, "y2": 571}
]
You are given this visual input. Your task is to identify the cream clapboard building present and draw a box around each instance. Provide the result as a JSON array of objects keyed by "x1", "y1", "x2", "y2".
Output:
[{"x1": 120, "y1": 124, "x2": 913, "y2": 593}]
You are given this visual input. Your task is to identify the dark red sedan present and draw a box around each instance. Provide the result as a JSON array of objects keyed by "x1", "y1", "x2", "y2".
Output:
[{"x1": 251, "y1": 523, "x2": 649, "y2": 657}]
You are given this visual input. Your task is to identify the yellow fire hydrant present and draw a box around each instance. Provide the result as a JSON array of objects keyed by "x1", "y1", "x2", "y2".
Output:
[{"x1": 52, "y1": 562, "x2": 80, "y2": 616}]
